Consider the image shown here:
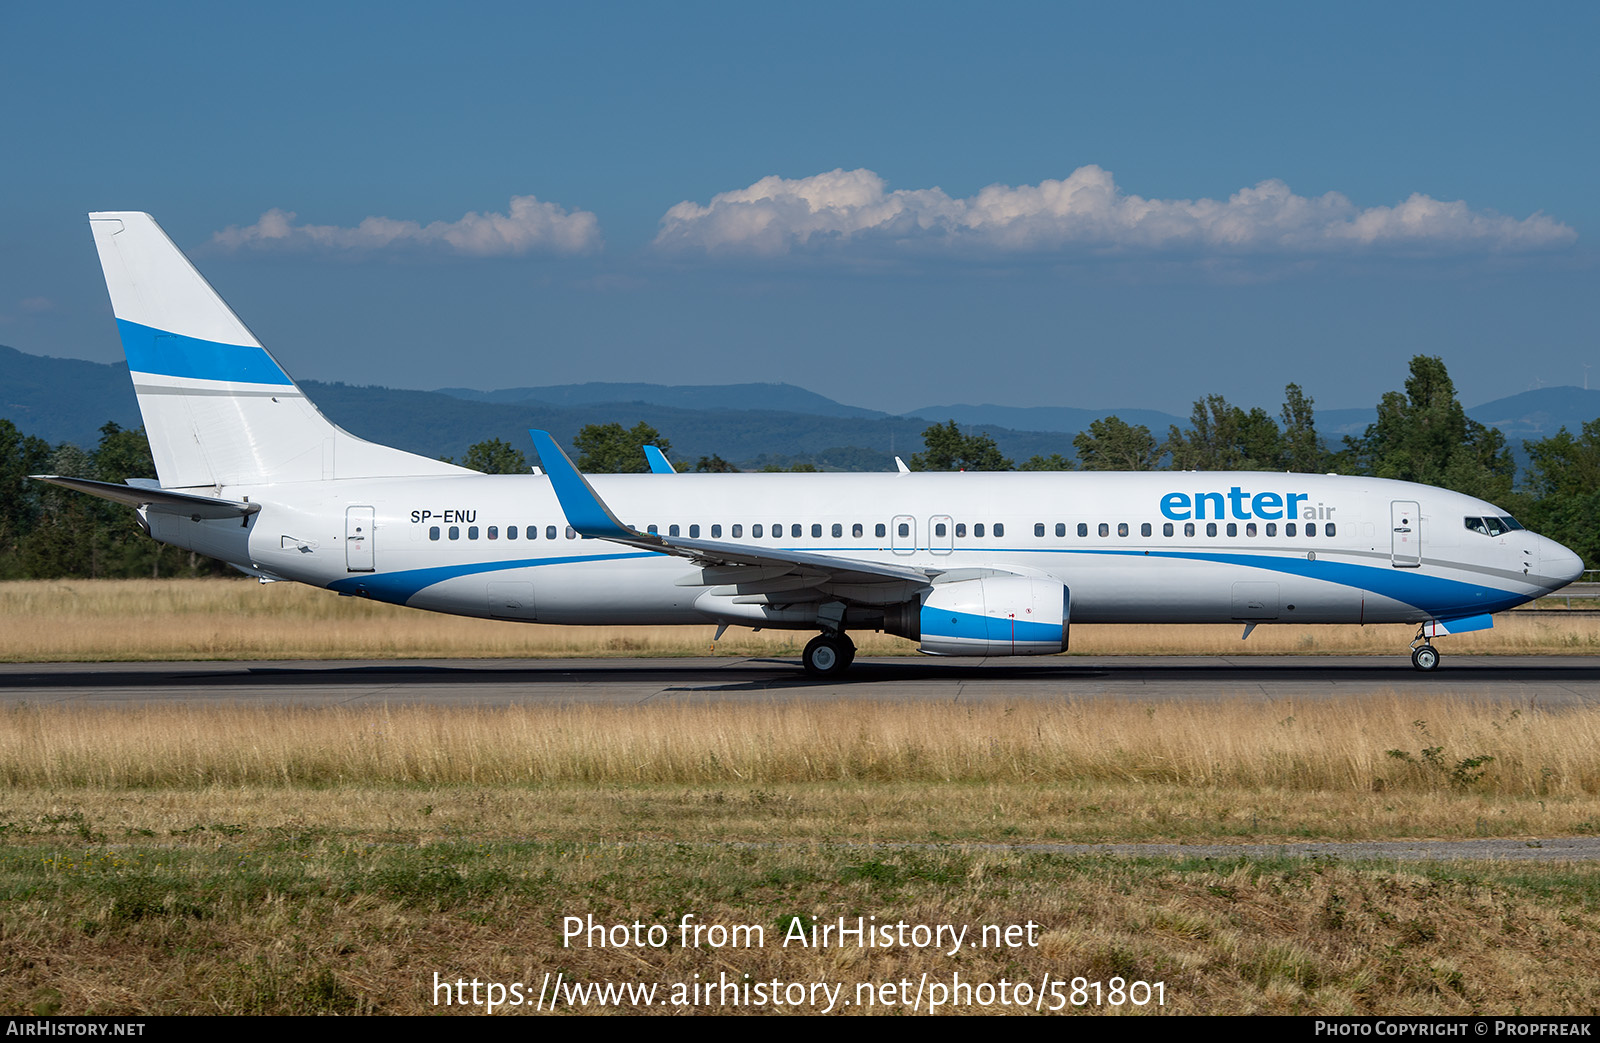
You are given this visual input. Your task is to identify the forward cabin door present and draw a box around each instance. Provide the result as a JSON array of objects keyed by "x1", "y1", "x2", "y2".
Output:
[
  {"x1": 346, "y1": 506, "x2": 375, "y2": 572},
  {"x1": 1391, "y1": 500, "x2": 1421, "y2": 568}
]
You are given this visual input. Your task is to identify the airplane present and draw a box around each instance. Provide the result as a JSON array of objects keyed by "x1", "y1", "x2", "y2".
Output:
[{"x1": 33, "y1": 212, "x2": 1586, "y2": 678}]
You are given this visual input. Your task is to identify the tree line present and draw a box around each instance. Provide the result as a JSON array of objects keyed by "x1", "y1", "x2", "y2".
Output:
[{"x1": 2, "y1": 355, "x2": 1597, "y2": 577}]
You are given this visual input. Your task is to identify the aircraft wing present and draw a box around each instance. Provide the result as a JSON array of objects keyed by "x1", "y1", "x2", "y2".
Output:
[
  {"x1": 642, "y1": 444, "x2": 675, "y2": 474},
  {"x1": 29, "y1": 475, "x2": 260, "y2": 520},
  {"x1": 527, "y1": 430, "x2": 934, "y2": 603}
]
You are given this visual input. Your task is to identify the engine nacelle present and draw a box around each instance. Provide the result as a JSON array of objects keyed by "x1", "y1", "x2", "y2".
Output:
[{"x1": 894, "y1": 572, "x2": 1069, "y2": 656}]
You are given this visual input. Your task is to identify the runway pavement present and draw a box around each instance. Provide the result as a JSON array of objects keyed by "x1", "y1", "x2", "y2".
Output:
[{"x1": 4, "y1": 654, "x2": 1599, "y2": 707}]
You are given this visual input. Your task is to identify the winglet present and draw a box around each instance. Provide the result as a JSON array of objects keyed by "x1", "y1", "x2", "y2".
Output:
[
  {"x1": 527, "y1": 430, "x2": 646, "y2": 541},
  {"x1": 895, "y1": 456, "x2": 910, "y2": 474},
  {"x1": 643, "y1": 445, "x2": 676, "y2": 474}
]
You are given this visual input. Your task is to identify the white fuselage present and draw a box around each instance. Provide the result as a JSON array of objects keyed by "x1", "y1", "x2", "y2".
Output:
[{"x1": 149, "y1": 469, "x2": 1580, "y2": 633}]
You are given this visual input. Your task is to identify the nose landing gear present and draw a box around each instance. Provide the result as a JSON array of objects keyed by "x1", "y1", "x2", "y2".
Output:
[{"x1": 1410, "y1": 625, "x2": 1440, "y2": 671}]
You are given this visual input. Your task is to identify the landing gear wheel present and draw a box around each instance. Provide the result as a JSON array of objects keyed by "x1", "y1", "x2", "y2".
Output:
[
  {"x1": 1411, "y1": 645, "x2": 1440, "y2": 672},
  {"x1": 803, "y1": 634, "x2": 850, "y2": 678},
  {"x1": 839, "y1": 634, "x2": 857, "y2": 670}
]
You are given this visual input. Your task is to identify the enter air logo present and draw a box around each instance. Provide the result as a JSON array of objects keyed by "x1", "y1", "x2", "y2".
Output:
[{"x1": 1160, "y1": 487, "x2": 1335, "y2": 521}]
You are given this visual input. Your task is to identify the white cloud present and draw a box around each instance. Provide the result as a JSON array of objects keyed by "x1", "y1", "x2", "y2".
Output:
[
  {"x1": 653, "y1": 166, "x2": 1576, "y2": 259},
  {"x1": 211, "y1": 196, "x2": 602, "y2": 257}
]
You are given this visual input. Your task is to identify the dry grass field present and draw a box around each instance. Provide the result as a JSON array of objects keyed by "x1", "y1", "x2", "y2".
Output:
[
  {"x1": 5, "y1": 697, "x2": 1599, "y2": 802},
  {"x1": 3, "y1": 697, "x2": 1600, "y2": 1014},
  {"x1": 2, "y1": 577, "x2": 1597, "y2": 661}
]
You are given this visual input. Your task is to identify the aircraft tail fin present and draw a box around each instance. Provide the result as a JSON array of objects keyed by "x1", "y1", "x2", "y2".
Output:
[{"x1": 88, "y1": 212, "x2": 468, "y2": 489}]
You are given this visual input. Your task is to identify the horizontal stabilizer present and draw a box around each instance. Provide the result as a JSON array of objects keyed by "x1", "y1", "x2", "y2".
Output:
[{"x1": 30, "y1": 475, "x2": 259, "y2": 520}]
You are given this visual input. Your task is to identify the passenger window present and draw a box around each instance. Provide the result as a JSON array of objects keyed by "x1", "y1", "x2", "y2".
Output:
[
  {"x1": 507, "y1": 525, "x2": 517, "y2": 540},
  {"x1": 975, "y1": 523, "x2": 985, "y2": 538},
  {"x1": 669, "y1": 524, "x2": 680, "y2": 537},
  {"x1": 957, "y1": 523, "x2": 968, "y2": 538},
  {"x1": 898, "y1": 522, "x2": 910, "y2": 537},
  {"x1": 1141, "y1": 523, "x2": 1152, "y2": 537},
  {"x1": 712, "y1": 525, "x2": 722, "y2": 538},
  {"x1": 564, "y1": 526, "x2": 576, "y2": 539},
  {"x1": 1225, "y1": 523, "x2": 1236, "y2": 537},
  {"x1": 1266, "y1": 523, "x2": 1276, "y2": 537},
  {"x1": 1034, "y1": 523, "x2": 1045, "y2": 537},
  {"x1": 468, "y1": 526, "x2": 479, "y2": 540},
  {"x1": 852, "y1": 523, "x2": 863, "y2": 538},
  {"x1": 994, "y1": 523, "x2": 1004, "y2": 537},
  {"x1": 1117, "y1": 522, "x2": 1129, "y2": 537},
  {"x1": 832, "y1": 523, "x2": 842, "y2": 538},
  {"x1": 1206, "y1": 523, "x2": 1217, "y2": 537},
  {"x1": 1056, "y1": 523, "x2": 1066, "y2": 537},
  {"x1": 811, "y1": 524, "x2": 822, "y2": 538},
  {"x1": 488, "y1": 526, "x2": 498, "y2": 540},
  {"x1": 1245, "y1": 523, "x2": 1257, "y2": 537},
  {"x1": 449, "y1": 526, "x2": 460, "y2": 540},
  {"x1": 1306, "y1": 523, "x2": 1317, "y2": 537},
  {"x1": 1184, "y1": 523, "x2": 1195, "y2": 537},
  {"x1": 730, "y1": 524, "x2": 740, "y2": 538},
  {"x1": 429, "y1": 526, "x2": 440, "y2": 540},
  {"x1": 1162, "y1": 522, "x2": 1173, "y2": 537},
  {"x1": 1077, "y1": 523, "x2": 1088, "y2": 537},
  {"x1": 1285, "y1": 523, "x2": 1297, "y2": 537},
  {"x1": 529, "y1": 526, "x2": 539, "y2": 540},
  {"x1": 875, "y1": 523, "x2": 887, "y2": 538},
  {"x1": 792, "y1": 524, "x2": 803, "y2": 538},
  {"x1": 689, "y1": 524, "x2": 699, "y2": 538},
  {"x1": 753, "y1": 524, "x2": 763, "y2": 538},
  {"x1": 647, "y1": 524, "x2": 658, "y2": 535},
  {"x1": 937, "y1": 522, "x2": 949, "y2": 537},
  {"x1": 1325, "y1": 523, "x2": 1336, "y2": 536},
  {"x1": 1098, "y1": 523, "x2": 1109, "y2": 537}
]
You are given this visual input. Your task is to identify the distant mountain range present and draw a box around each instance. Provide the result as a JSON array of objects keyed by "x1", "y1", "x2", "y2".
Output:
[
  {"x1": 4, "y1": 342, "x2": 1597, "y2": 472},
  {"x1": 437, "y1": 381, "x2": 886, "y2": 419}
]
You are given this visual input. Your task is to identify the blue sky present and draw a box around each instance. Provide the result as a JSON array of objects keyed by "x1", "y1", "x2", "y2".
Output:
[{"x1": 2, "y1": 1, "x2": 1594, "y2": 416}]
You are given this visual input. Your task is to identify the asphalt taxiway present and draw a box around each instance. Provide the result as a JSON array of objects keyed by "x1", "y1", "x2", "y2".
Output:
[{"x1": 3, "y1": 654, "x2": 1598, "y2": 707}]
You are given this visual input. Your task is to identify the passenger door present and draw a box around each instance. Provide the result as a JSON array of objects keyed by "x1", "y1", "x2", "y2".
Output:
[
  {"x1": 1391, "y1": 501, "x2": 1421, "y2": 568},
  {"x1": 345, "y1": 506, "x2": 375, "y2": 572}
]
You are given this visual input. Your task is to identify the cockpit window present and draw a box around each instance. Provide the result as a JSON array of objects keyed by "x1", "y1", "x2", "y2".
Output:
[
  {"x1": 1501, "y1": 516, "x2": 1524, "y2": 531},
  {"x1": 1466, "y1": 516, "x2": 1513, "y2": 537}
]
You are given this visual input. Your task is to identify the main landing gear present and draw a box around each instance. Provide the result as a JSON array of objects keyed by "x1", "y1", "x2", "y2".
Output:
[
  {"x1": 802, "y1": 632, "x2": 857, "y2": 678},
  {"x1": 1410, "y1": 625, "x2": 1440, "y2": 672}
]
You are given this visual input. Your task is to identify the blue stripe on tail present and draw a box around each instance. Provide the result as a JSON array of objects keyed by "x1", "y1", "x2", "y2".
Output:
[{"x1": 117, "y1": 319, "x2": 293, "y2": 386}]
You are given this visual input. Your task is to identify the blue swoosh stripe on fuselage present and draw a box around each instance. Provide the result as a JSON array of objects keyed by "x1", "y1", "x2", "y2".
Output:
[
  {"x1": 327, "y1": 546, "x2": 1523, "y2": 619},
  {"x1": 118, "y1": 319, "x2": 295, "y2": 386},
  {"x1": 1057, "y1": 548, "x2": 1526, "y2": 618},
  {"x1": 327, "y1": 552, "x2": 657, "y2": 605}
]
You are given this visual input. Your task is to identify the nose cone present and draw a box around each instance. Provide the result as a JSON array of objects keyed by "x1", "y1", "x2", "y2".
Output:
[{"x1": 1542, "y1": 537, "x2": 1585, "y2": 589}]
